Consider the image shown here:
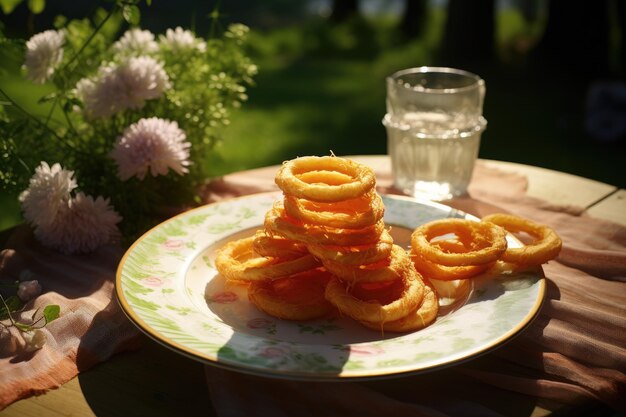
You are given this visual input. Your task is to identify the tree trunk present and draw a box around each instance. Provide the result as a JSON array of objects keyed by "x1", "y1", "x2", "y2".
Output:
[
  {"x1": 440, "y1": 0, "x2": 495, "y2": 66},
  {"x1": 330, "y1": 0, "x2": 359, "y2": 23},
  {"x1": 401, "y1": 0, "x2": 427, "y2": 39},
  {"x1": 532, "y1": 0, "x2": 610, "y2": 80}
]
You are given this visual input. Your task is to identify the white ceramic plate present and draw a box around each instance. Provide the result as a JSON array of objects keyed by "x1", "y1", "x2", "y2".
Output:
[{"x1": 116, "y1": 192, "x2": 544, "y2": 380}]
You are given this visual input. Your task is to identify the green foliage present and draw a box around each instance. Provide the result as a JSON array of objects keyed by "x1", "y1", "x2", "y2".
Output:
[{"x1": 0, "y1": 4, "x2": 256, "y2": 239}]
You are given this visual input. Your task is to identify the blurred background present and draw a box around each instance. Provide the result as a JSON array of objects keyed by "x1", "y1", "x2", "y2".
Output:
[{"x1": 2, "y1": 0, "x2": 626, "y2": 230}]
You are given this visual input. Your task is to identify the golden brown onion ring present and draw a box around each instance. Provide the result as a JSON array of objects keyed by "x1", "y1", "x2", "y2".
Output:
[
  {"x1": 322, "y1": 245, "x2": 412, "y2": 283},
  {"x1": 482, "y1": 213, "x2": 562, "y2": 265},
  {"x1": 410, "y1": 249, "x2": 492, "y2": 281},
  {"x1": 248, "y1": 268, "x2": 335, "y2": 321},
  {"x1": 411, "y1": 218, "x2": 507, "y2": 266},
  {"x1": 359, "y1": 279, "x2": 438, "y2": 333},
  {"x1": 306, "y1": 229, "x2": 393, "y2": 266},
  {"x1": 252, "y1": 229, "x2": 308, "y2": 259},
  {"x1": 265, "y1": 203, "x2": 385, "y2": 246},
  {"x1": 215, "y1": 237, "x2": 321, "y2": 281},
  {"x1": 324, "y1": 266, "x2": 424, "y2": 322},
  {"x1": 275, "y1": 156, "x2": 376, "y2": 202},
  {"x1": 283, "y1": 192, "x2": 384, "y2": 230}
]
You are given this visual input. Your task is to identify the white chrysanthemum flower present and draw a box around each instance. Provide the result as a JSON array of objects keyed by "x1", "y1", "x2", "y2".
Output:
[
  {"x1": 159, "y1": 27, "x2": 206, "y2": 52},
  {"x1": 110, "y1": 117, "x2": 191, "y2": 181},
  {"x1": 112, "y1": 28, "x2": 158, "y2": 56},
  {"x1": 19, "y1": 162, "x2": 77, "y2": 228},
  {"x1": 23, "y1": 30, "x2": 65, "y2": 84},
  {"x1": 75, "y1": 56, "x2": 170, "y2": 118},
  {"x1": 35, "y1": 192, "x2": 122, "y2": 254}
]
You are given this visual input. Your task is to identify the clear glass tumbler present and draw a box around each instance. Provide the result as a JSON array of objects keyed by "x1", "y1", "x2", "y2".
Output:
[{"x1": 384, "y1": 67, "x2": 487, "y2": 200}]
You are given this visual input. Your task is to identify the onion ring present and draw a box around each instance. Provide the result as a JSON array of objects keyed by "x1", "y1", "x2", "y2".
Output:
[
  {"x1": 265, "y1": 203, "x2": 385, "y2": 246},
  {"x1": 252, "y1": 229, "x2": 308, "y2": 259},
  {"x1": 482, "y1": 213, "x2": 562, "y2": 265},
  {"x1": 248, "y1": 268, "x2": 335, "y2": 321},
  {"x1": 359, "y1": 279, "x2": 438, "y2": 333},
  {"x1": 306, "y1": 229, "x2": 393, "y2": 266},
  {"x1": 275, "y1": 156, "x2": 376, "y2": 202},
  {"x1": 215, "y1": 237, "x2": 321, "y2": 281},
  {"x1": 410, "y1": 249, "x2": 492, "y2": 281},
  {"x1": 323, "y1": 244, "x2": 413, "y2": 283},
  {"x1": 324, "y1": 266, "x2": 424, "y2": 322},
  {"x1": 283, "y1": 192, "x2": 384, "y2": 229},
  {"x1": 411, "y1": 218, "x2": 508, "y2": 266}
]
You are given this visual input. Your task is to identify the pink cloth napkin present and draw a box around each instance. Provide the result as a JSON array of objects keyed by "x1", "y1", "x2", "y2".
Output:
[
  {"x1": 0, "y1": 158, "x2": 624, "y2": 416},
  {"x1": 0, "y1": 226, "x2": 142, "y2": 408}
]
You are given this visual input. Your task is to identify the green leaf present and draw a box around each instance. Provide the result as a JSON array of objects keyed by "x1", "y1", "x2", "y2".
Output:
[
  {"x1": 43, "y1": 304, "x2": 60, "y2": 323},
  {"x1": 0, "y1": 295, "x2": 23, "y2": 320},
  {"x1": 27, "y1": 0, "x2": 44, "y2": 14},
  {"x1": 122, "y1": 5, "x2": 140, "y2": 26}
]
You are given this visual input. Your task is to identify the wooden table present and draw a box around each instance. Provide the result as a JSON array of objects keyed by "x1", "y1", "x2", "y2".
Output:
[{"x1": 1, "y1": 157, "x2": 624, "y2": 417}]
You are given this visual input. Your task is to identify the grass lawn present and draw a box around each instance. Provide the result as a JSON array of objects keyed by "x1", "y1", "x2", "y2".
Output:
[{"x1": 2, "y1": 7, "x2": 625, "y2": 231}]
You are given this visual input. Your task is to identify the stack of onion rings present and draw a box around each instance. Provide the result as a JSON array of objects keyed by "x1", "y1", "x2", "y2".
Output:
[{"x1": 215, "y1": 155, "x2": 438, "y2": 332}]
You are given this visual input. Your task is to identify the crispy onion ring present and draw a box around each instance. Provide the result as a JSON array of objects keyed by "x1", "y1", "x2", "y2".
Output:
[
  {"x1": 324, "y1": 266, "x2": 424, "y2": 322},
  {"x1": 359, "y1": 280, "x2": 439, "y2": 333},
  {"x1": 275, "y1": 156, "x2": 376, "y2": 202},
  {"x1": 296, "y1": 170, "x2": 354, "y2": 185},
  {"x1": 283, "y1": 192, "x2": 384, "y2": 229},
  {"x1": 482, "y1": 213, "x2": 562, "y2": 265},
  {"x1": 265, "y1": 203, "x2": 385, "y2": 246},
  {"x1": 306, "y1": 229, "x2": 393, "y2": 266},
  {"x1": 252, "y1": 229, "x2": 308, "y2": 259},
  {"x1": 411, "y1": 218, "x2": 508, "y2": 266},
  {"x1": 215, "y1": 237, "x2": 321, "y2": 281},
  {"x1": 410, "y1": 249, "x2": 492, "y2": 281},
  {"x1": 323, "y1": 245, "x2": 413, "y2": 283},
  {"x1": 248, "y1": 268, "x2": 335, "y2": 321}
]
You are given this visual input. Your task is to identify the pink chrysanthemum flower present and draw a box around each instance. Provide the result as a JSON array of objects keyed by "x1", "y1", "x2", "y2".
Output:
[
  {"x1": 23, "y1": 30, "x2": 65, "y2": 84},
  {"x1": 159, "y1": 27, "x2": 206, "y2": 52},
  {"x1": 112, "y1": 28, "x2": 158, "y2": 56},
  {"x1": 35, "y1": 192, "x2": 122, "y2": 254},
  {"x1": 75, "y1": 56, "x2": 170, "y2": 118},
  {"x1": 19, "y1": 162, "x2": 77, "y2": 228},
  {"x1": 110, "y1": 117, "x2": 191, "y2": 180}
]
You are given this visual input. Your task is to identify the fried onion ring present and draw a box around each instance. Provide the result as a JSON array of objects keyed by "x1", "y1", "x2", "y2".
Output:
[
  {"x1": 265, "y1": 203, "x2": 385, "y2": 246},
  {"x1": 322, "y1": 244, "x2": 413, "y2": 283},
  {"x1": 324, "y1": 266, "x2": 424, "y2": 322},
  {"x1": 248, "y1": 268, "x2": 335, "y2": 320},
  {"x1": 359, "y1": 279, "x2": 439, "y2": 333},
  {"x1": 482, "y1": 213, "x2": 562, "y2": 265},
  {"x1": 411, "y1": 218, "x2": 507, "y2": 266},
  {"x1": 215, "y1": 237, "x2": 321, "y2": 281},
  {"x1": 275, "y1": 156, "x2": 376, "y2": 202},
  {"x1": 306, "y1": 229, "x2": 393, "y2": 266},
  {"x1": 283, "y1": 192, "x2": 384, "y2": 229},
  {"x1": 410, "y1": 249, "x2": 492, "y2": 281},
  {"x1": 252, "y1": 229, "x2": 308, "y2": 259}
]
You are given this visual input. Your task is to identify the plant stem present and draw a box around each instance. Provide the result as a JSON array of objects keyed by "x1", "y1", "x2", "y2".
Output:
[
  {"x1": 0, "y1": 87, "x2": 87, "y2": 156},
  {"x1": 60, "y1": 5, "x2": 118, "y2": 75}
]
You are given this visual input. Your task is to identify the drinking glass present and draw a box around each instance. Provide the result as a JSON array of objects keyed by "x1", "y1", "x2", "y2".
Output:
[{"x1": 383, "y1": 67, "x2": 487, "y2": 200}]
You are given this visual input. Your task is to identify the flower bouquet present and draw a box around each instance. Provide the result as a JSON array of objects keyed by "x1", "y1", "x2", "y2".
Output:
[{"x1": 0, "y1": 4, "x2": 257, "y2": 254}]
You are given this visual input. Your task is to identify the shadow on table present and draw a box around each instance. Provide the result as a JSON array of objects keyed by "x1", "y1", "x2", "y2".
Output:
[{"x1": 77, "y1": 333, "x2": 216, "y2": 417}]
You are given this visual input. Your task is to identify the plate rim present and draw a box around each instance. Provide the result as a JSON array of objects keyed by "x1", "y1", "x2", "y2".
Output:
[{"x1": 115, "y1": 191, "x2": 546, "y2": 381}]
